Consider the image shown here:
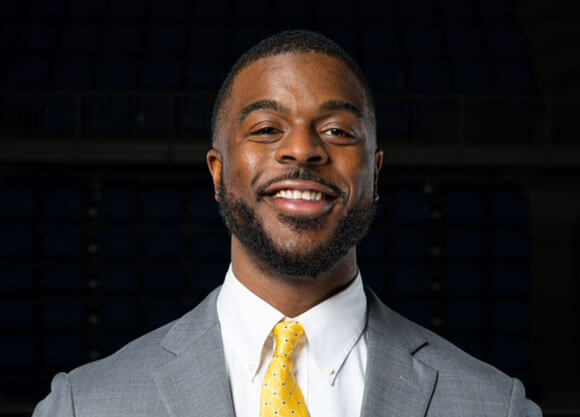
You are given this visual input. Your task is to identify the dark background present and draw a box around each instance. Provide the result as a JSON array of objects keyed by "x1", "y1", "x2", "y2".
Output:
[{"x1": 1, "y1": 0, "x2": 579, "y2": 415}]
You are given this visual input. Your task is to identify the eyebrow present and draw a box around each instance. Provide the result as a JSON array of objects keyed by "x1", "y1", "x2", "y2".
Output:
[
  {"x1": 238, "y1": 100, "x2": 290, "y2": 124},
  {"x1": 319, "y1": 100, "x2": 363, "y2": 119}
]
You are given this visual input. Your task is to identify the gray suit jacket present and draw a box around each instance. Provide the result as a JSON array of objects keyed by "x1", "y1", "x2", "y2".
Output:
[{"x1": 33, "y1": 287, "x2": 542, "y2": 417}]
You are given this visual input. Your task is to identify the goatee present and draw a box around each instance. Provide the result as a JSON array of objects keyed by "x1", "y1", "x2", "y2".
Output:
[{"x1": 217, "y1": 180, "x2": 376, "y2": 280}]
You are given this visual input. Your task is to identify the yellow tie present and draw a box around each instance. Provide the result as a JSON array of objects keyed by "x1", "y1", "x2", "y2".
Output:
[{"x1": 260, "y1": 320, "x2": 310, "y2": 417}]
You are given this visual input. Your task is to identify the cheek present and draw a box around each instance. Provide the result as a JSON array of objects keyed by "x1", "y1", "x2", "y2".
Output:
[{"x1": 225, "y1": 145, "x2": 270, "y2": 191}]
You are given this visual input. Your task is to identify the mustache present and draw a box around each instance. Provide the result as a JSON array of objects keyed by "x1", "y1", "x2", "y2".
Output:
[{"x1": 256, "y1": 168, "x2": 344, "y2": 200}]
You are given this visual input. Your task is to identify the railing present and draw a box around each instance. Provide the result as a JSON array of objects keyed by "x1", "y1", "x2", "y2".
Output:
[{"x1": 1, "y1": 91, "x2": 579, "y2": 165}]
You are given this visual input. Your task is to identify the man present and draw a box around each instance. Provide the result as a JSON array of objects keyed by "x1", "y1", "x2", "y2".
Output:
[{"x1": 33, "y1": 30, "x2": 541, "y2": 417}]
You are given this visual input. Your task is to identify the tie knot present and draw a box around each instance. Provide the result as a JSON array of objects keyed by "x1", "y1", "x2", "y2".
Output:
[{"x1": 273, "y1": 320, "x2": 305, "y2": 358}]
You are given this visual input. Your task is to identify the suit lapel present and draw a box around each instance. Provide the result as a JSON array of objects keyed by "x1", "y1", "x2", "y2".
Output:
[
  {"x1": 360, "y1": 289, "x2": 438, "y2": 417},
  {"x1": 152, "y1": 289, "x2": 235, "y2": 417}
]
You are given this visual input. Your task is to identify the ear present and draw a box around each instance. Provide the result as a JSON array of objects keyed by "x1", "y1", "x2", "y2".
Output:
[
  {"x1": 374, "y1": 149, "x2": 383, "y2": 185},
  {"x1": 206, "y1": 148, "x2": 223, "y2": 201}
]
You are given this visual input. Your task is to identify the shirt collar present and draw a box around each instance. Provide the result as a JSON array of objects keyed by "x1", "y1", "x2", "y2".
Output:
[{"x1": 216, "y1": 264, "x2": 367, "y2": 385}]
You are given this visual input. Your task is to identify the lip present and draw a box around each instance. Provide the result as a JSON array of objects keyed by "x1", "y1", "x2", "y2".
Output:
[
  {"x1": 264, "y1": 194, "x2": 337, "y2": 217},
  {"x1": 262, "y1": 180, "x2": 340, "y2": 199}
]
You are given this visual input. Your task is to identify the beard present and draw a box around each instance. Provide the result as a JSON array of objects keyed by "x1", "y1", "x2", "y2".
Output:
[{"x1": 217, "y1": 177, "x2": 376, "y2": 281}]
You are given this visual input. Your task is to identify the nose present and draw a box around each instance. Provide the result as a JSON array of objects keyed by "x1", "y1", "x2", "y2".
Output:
[{"x1": 274, "y1": 127, "x2": 329, "y2": 166}]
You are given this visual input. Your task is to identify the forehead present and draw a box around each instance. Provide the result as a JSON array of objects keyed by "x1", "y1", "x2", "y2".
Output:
[{"x1": 229, "y1": 52, "x2": 369, "y2": 116}]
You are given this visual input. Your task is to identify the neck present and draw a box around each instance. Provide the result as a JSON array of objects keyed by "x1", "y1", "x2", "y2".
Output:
[{"x1": 230, "y1": 238, "x2": 358, "y2": 317}]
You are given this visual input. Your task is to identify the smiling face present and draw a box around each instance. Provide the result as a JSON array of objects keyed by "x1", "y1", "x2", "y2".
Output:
[{"x1": 207, "y1": 52, "x2": 383, "y2": 279}]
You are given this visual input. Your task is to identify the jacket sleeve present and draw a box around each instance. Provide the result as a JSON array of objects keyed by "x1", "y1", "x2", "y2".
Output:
[
  {"x1": 32, "y1": 372, "x2": 76, "y2": 417},
  {"x1": 508, "y1": 378, "x2": 542, "y2": 417}
]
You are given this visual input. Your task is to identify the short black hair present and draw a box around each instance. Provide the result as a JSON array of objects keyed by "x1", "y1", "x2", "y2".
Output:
[{"x1": 210, "y1": 29, "x2": 375, "y2": 144}]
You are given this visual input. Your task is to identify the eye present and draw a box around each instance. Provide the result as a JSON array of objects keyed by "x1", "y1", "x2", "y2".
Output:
[
  {"x1": 326, "y1": 128, "x2": 353, "y2": 137},
  {"x1": 252, "y1": 126, "x2": 280, "y2": 135}
]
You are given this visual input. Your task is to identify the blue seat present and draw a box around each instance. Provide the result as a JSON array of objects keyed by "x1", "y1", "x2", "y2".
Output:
[
  {"x1": 408, "y1": 61, "x2": 449, "y2": 92},
  {"x1": 275, "y1": 0, "x2": 314, "y2": 25},
  {"x1": 68, "y1": 0, "x2": 106, "y2": 17},
  {"x1": 445, "y1": 230, "x2": 485, "y2": 259},
  {"x1": 446, "y1": 335, "x2": 485, "y2": 359},
  {"x1": 361, "y1": 27, "x2": 400, "y2": 64},
  {"x1": 446, "y1": 28, "x2": 484, "y2": 61},
  {"x1": 0, "y1": 336, "x2": 38, "y2": 368},
  {"x1": 146, "y1": 25, "x2": 185, "y2": 57},
  {"x1": 141, "y1": 60, "x2": 183, "y2": 90},
  {"x1": 494, "y1": 61, "x2": 535, "y2": 93},
  {"x1": 144, "y1": 188, "x2": 184, "y2": 221},
  {"x1": 145, "y1": 262, "x2": 184, "y2": 294},
  {"x1": 52, "y1": 59, "x2": 94, "y2": 89},
  {"x1": 96, "y1": 59, "x2": 139, "y2": 89},
  {"x1": 491, "y1": 264, "x2": 530, "y2": 296},
  {"x1": 43, "y1": 298, "x2": 85, "y2": 329},
  {"x1": 0, "y1": 300, "x2": 36, "y2": 329},
  {"x1": 190, "y1": 188, "x2": 220, "y2": 222},
  {"x1": 193, "y1": 0, "x2": 229, "y2": 23},
  {"x1": 359, "y1": 0, "x2": 395, "y2": 24},
  {"x1": 404, "y1": 27, "x2": 442, "y2": 59},
  {"x1": 441, "y1": 0, "x2": 474, "y2": 24},
  {"x1": 0, "y1": 185, "x2": 37, "y2": 219},
  {"x1": 443, "y1": 264, "x2": 485, "y2": 296},
  {"x1": 43, "y1": 186, "x2": 82, "y2": 220},
  {"x1": 390, "y1": 300, "x2": 431, "y2": 327},
  {"x1": 4, "y1": 58, "x2": 50, "y2": 89},
  {"x1": 491, "y1": 230, "x2": 530, "y2": 259},
  {"x1": 43, "y1": 335, "x2": 85, "y2": 367},
  {"x1": 486, "y1": 28, "x2": 527, "y2": 61},
  {"x1": 232, "y1": 26, "x2": 270, "y2": 57},
  {"x1": 150, "y1": 0, "x2": 187, "y2": 21},
  {"x1": 315, "y1": 0, "x2": 354, "y2": 23},
  {"x1": 103, "y1": 25, "x2": 144, "y2": 56},
  {"x1": 390, "y1": 231, "x2": 431, "y2": 260},
  {"x1": 191, "y1": 230, "x2": 230, "y2": 257},
  {"x1": 491, "y1": 189, "x2": 530, "y2": 224},
  {"x1": 0, "y1": 262, "x2": 35, "y2": 292},
  {"x1": 375, "y1": 99, "x2": 410, "y2": 137},
  {"x1": 189, "y1": 27, "x2": 227, "y2": 65},
  {"x1": 43, "y1": 262, "x2": 84, "y2": 293},
  {"x1": 42, "y1": 98, "x2": 76, "y2": 134},
  {"x1": 190, "y1": 261, "x2": 228, "y2": 295},
  {"x1": 0, "y1": 0, "x2": 24, "y2": 18},
  {"x1": 88, "y1": 97, "x2": 133, "y2": 133},
  {"x1": 59, "y1": 25, "x2": 98, "y2": 55},
  {"x1": 451, "y1": 61, "x2": 492, "y2": 93},
  {"x1": 97, "y1": 186, "x2": 138, "y2": 220},
  {"x1": 490, "y1": 336, "x2": 530, "y2": 371},
  {"x1": 98, "y1": 226, "x2": 138, "y2": 257},
  {"x1": 99, "y1": 299, "x2": 140, "y2": 329},
  {"x1": 143, "y1": 228, "x2": 183, "y2": 257},
  {"x1": 110, "y1": 0, "x2": 146, "y2": 20},
  {"x1": 444, "y1": 190, "x2": 485, "y2": 224},
  {"x1": 390, "y1": 189, "x2": 431, "y2": 223},
  {"x1": 389, "y1": 265, "x2": 430, "y2": 296},
  {"x1": 445, "y1": 301, "x2": 485, "y2": 330},
  {"x1": 359, "y1": 263, "x2": 385, "y2": 294},
  {"x1": 19, "y1": 24, "x2": 58, "y2": 51},
  {"x1": 145, "y1": 299, "x2": 186, "y2": 328},
  {"x1": 234, "y1": 0, "x2": 273, "y2": 23},
  {"x1": 98, "y1": 261, "x2": 138, "y2": 294},
  {"x1": 0, "y1": 225, "x2": 35, "y2": 256},
  {"x1": 358, "y1": 233, "x2": 384, "y2": 261},
  {"x1": 400, "y1": 0, "x2": 435, "y2": 23},
  {"x1": 27, "y1": 0, "x2": 65, "y2": 18},
  {"x1": 480, "y1": 0, "x2": 516, "y2": 25},
  {"x1": 492, "y1": 302, "x2": 529, "y2": 330}
]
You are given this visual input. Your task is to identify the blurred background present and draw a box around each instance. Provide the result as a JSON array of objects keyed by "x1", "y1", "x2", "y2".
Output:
[{"x1": 0, "y1": 0, "x2": 579, "y2": 415}]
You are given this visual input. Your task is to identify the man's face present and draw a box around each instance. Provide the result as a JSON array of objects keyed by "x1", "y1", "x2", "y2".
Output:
[{"x1": 208, "y1": 52, "x2": 383, "y2": 278}]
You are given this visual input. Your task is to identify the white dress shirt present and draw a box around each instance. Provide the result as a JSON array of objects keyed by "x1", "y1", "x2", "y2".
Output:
[{"x1": 216, "y1": 264, "x2": 368, "y2": 417}]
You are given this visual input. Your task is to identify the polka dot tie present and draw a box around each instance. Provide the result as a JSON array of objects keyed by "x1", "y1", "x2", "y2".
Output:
[{"x1": 260, "y1": 320, "x2": 310, "y2": 417}]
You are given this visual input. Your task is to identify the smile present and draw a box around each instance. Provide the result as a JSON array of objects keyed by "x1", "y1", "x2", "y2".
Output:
[
  {"x1": 272, "y1": 189, "x2": 324, "y2": 201},
  {"x1": 262, "y1": 179, "x2": 341, "y2": 217}
]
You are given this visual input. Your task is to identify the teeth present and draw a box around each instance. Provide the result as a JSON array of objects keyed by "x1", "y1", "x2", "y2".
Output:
[{"x1": 273, "y1": 189, "x2": 323, "y2": 201}]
